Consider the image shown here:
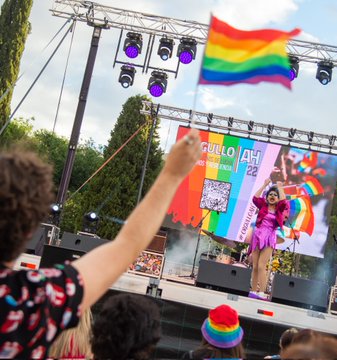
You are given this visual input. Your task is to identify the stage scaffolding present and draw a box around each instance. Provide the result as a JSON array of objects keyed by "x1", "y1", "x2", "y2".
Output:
[
  {"x1": 51, "y1": 0, "x2": 337, "y2": 65},
  {"x1": 140, "y1": 101, "x2": 337, "y2": 155}
]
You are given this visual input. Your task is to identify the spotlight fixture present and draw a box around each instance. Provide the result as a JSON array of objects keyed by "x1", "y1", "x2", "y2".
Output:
[
  {"x1": 118, "y1": 65, "x2": 136, "y2": 88},
  {"x1": 158, "y1": 37, "x2": 174, "y2": 61},
  {"x1": 316, "y1": 61, "x2": 333, "y2": 85},
  {"x1": 207, "y1": 113, "x2": 213, "y2": 124},
  {"x1": 48, "y1": 203, "x2": 62, "y2": 226},
  {"x1": 147, "y1": 71, "x2": 168, "y2": 97},
  {"x1": 248, "y1": 121, "x2": 254, "y2": 132},
  {"x1": 307, "y1": 131, "x2": 314, "y2": 143},
  {"x1": 288, "y1": 128, "x2": 296, "y2": 139},
  {"x1": 82, "y1": 211, "x2": 100, "y2": 234},
  {"x1": 329, "y1": 135, "x2": 336, "y2": 147},
  {"x1": 267, "y1": 124, "x2": 274, "y2": 135},
  {"x1": 123, "y1": 32, "x2": 143, "y2": 59},
  {"x1": 51, "y1": 203, "x2": 61, "y2": 214},
  {"x1": 177, "y1": 37, "x2": 197, "y2": 64},
  {"x1": 288, "y1": 56, "x2": 299, "y2": 81},
  {"x1": 85, "y1": 211, "x2": 99, "y2": 221}
]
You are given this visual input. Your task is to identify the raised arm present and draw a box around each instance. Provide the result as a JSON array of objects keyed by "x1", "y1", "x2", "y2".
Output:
[
  {"x1": 254, "y1": 178, "x2": 271, "y2": 198},
  {"x1": 73, "y1": 129, "x2": 202, "y2": 310},
  {"x1": 276, "y1": 181, "x2": 286, "y2": 200}
]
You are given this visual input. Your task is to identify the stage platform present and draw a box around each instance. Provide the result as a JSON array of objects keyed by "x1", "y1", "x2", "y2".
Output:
[
  {"x1": 14, "y1": 252, "x2": 337, "y2": 336},
  {"x1": 112, "y1": 272, "x2": 337, "y2": 336}
]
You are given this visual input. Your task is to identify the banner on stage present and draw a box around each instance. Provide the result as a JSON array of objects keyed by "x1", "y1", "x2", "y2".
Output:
[{"x1": 167, "y1": 126, "x2": 337, "y2": 257}]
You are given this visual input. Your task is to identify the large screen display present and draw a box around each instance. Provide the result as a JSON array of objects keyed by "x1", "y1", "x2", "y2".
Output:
[{"x1": 167, "y1": 126, "x2": 337, "y2": 257}]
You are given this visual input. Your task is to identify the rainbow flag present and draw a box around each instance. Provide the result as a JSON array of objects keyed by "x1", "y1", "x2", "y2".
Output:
[
  {"x1": 300, "y1": 175, "x2": 324, "y2": 197},
  {"x1": 288, "y1": 195, "x2": 314, "y2": 235},
  {"x1": 199, "y1": 15, "x2": 301, "y2": 89},
  {"x1": 297, "y1": 152, "x2": 318, "y2": 172}
]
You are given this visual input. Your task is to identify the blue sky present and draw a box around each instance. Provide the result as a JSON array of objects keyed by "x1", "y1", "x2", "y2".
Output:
[{"x1": 4, "y1": 0, "x2": 337, "y2": 151}]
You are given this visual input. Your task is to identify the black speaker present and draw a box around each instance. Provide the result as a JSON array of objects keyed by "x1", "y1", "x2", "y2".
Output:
[
  {"x1": 60, "y1": 232, "x2": 109, "y2": 252},
  {"x1": 25, "y1": 226, "x2": 48, "y2": 256},
  {"x1": 271, "y1": 274, "x2": 329, "y2": 312},
  {"x1": 196, "y1": 259, "x2": 252, "y2": 296},
  {"x1": 40, "y1": 244, "x2": 86, "y2": 268}
]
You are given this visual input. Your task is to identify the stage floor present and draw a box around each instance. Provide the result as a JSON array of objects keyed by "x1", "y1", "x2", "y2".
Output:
[
  {"x1": 15, "y1": 252, "x2": 337, "y2": 336},
  {"x1": 112, "y1": 272, "x2": 337, "y2": 336}
]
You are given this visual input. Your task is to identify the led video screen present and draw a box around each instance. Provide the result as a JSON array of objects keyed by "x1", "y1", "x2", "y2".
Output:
[{"x1": 167, "y1": 126, "x2": 337, "y2": 257}]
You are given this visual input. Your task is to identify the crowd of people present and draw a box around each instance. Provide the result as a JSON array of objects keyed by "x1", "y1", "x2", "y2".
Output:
[{"x1": 1, "y1": 129, "x2": 337, "y2": 359}]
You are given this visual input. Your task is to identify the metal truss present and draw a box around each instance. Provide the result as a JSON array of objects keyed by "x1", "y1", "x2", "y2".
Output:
[
  {"x1": 140, "y1": 101, "x2": 337, "y2": 154},
  {"x1": 52, "y1": 0, "x2": 337, "y2": 65}
]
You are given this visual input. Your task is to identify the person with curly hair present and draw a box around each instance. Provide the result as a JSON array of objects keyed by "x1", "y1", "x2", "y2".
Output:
[
  {"x1": 0, "y1": 128, "x2": 201, "y2": 359},
  {"x1": 91, "y1": 293, "x2": 161, "y2": 360}
]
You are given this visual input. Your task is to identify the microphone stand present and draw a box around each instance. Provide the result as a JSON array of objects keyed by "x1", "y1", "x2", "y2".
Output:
[
  {"x1": 286, "y1": 219, "x2": 300, "y2": 277},
  {"x1": 181, "y1": 209, "x2": 212, "y2": 280}
]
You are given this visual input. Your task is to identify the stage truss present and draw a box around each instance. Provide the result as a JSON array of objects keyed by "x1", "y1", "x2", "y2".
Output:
[
  {"x1": 140, "y1": 101, "x2": 337, "y2": 155},
  {"x1": 51, "y1": 0, "x2": 337, "y2": 65}
]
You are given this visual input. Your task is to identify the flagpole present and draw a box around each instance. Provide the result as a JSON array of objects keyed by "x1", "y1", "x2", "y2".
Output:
[{"x1": 191, "y1": 12, "x2": 212, "y2": 127}]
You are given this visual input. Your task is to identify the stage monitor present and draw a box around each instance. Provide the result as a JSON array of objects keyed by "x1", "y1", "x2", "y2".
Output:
[
  {"x1": 40, "y1": 244, "x2": 86, "y2": 268},
  {"x1": 60, "y1": 231, "x2": 109, "y2": 253}
]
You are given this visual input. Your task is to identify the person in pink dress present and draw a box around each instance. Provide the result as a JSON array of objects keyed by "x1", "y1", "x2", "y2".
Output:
[{"x1": 249, "y1": 178, "x2": 289, "y2": 300}]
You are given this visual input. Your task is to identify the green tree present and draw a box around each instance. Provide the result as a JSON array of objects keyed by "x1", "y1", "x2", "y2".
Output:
[
  {"x1": 78, "y1": 95, "x2": 163, "y2": 239},
  {"x1": 33, "y1": 130, "x2": 104, "y2": 192},
  {"x1": 0, "y1": 117, "x2": 34, "y2": 148},
  {"x1": 0, "y1": 0, "x2": 33, "y2": 130}
]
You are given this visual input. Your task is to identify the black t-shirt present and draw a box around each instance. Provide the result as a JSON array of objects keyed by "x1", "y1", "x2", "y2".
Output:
[{"x1": 0, "y1": 263, "x2": 83, "y2": 358}]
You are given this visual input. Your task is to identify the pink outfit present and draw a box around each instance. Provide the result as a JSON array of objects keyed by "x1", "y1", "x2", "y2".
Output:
[{"x1": 248, "y1": 196, "x2": 289, "y2": 254}]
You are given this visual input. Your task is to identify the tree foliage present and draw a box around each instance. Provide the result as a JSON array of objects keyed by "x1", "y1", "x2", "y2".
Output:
[
  {"x1": 77, "y1": 95, "x2": 164, "y2": 239},
  {"x1": 0, "y1": 117, "x2": 103, "y2": 195},
  {"x1": 0, "y1": 0, "x2": 33, "y2": 130}
]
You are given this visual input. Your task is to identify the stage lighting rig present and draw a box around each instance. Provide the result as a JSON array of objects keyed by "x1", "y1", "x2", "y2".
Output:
[
  {"x1": 158, "y1": 37, "x2": 175, "y2": 61},
  {"x1": 148, "y1": 71, "x2": 168, "y2": 97},
  {"x1": 177, "y1": 37, "x2": 197, "y2": 64},
  {"x1": 123, "y1": 32, "x2": 143, "y2": 59},
  {"x1": 288, "y1": 128, "x2": 296, "y2": 139},
  {"x1": 47, "y1": 203, "x2": 62, "y2": 225},
  {"x1": 118, "y1": 65, "x2": 136, "y2": 88},
  {"x1": 82, "y1": 211, "x2": 100, "y2": 234},
  {"x1": 289, "y1": 56, "x2": 299, "y2": 81},
  {"x1": 316, "y1": 61, "x2": 333, "y2": 85}
]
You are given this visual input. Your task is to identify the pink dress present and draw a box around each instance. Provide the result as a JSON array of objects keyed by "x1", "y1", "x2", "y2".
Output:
[{"x1": 249, "y1": 211, "x2": 278, "y2": 253}]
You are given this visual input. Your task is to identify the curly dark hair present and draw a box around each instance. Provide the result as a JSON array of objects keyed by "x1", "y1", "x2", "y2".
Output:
[
  {"x1": 91, "y1": 293, "x2": 161, "y2": 360},
  {"x1": 266, "y1": 186, "x2": 280, "y2": 198},
  {"x1": 0, "y1": 150, "x2": 54, "y2": 262}
]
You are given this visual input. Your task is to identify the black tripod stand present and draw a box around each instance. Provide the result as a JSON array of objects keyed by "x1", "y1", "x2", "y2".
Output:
[{"x1": 180, "y1": 209, "x2": 212, "y2": 280}]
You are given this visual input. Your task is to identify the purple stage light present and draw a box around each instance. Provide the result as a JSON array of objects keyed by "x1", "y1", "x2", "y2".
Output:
[
  {"x1": 179, "y1": 50, "x2": 193, "y2": 64},
  {"x1": 123, "y1": 32, "x2": 142, "y2": 59},
  {"x1": 125, "y1": 45, "x2": 139, "y2": 59},
  {"x1": 149, "y1": 84, "x2": 164, "y2": 97},
  {"x1": 289, "y1": 69, "x2": 296, "y2": 81}
]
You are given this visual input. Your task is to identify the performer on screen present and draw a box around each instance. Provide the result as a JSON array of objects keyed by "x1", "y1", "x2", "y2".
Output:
[{"x1": 248, "y1": 178, "x2": 289, "y2": 300}]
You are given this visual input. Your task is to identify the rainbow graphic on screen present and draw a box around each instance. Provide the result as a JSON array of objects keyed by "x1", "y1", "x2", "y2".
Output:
[{"x1": 167, "y1": 126, "x2": 281, "y2": 242}]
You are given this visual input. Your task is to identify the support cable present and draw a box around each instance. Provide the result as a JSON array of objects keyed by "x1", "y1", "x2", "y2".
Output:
[
  {"x1": 52, "y1": 20, "x2": 77, "y2": 133},
  {"x1": 0, "y1": 17, "x2": 73, "y2": 105},
  {"x1": 67, "y1": 123, "x2": 146, "y2": 201},
  {"x1": 0, "y1": 21, "x2": 74, "y2": 136}
]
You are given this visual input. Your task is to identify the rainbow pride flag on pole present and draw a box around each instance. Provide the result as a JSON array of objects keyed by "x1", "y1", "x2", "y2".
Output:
[
  {"x1": 199, "y1": 15, "x2": 301, "y2": 89},
  {"x1": 288, "y1": 195, "x2": 314, "y2": 236}
]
